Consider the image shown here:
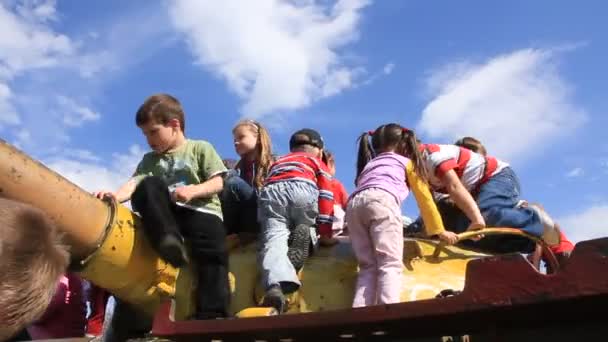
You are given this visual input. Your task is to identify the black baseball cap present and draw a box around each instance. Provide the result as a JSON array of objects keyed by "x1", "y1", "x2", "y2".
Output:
[{"x1": 289, "y1": 128, "x2": 324, "y2": 150}]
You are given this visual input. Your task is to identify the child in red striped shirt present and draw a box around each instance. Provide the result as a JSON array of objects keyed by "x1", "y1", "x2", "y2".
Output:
[
  {"x1": 258, "y1": 128, "x2": 336, "y2": 313},
  {"x1": 454, "y1": 137, "x2": 574, "y2": 265},
  {"x1": 323, "y1": 150, "x2": 349, "y2": 236},
  {"x1": 420, "y1": 139, "x2": 560, "y2": 253}
]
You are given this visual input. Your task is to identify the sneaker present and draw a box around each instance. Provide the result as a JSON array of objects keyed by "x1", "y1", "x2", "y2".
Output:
[
  {"x1": 287, "y1": 224, "x2": 311, "y2": 272},
  {"x1": 528, "y1": 204, "x2": 560, "y2": 246},
  {"x1": 158, "y1": 234, "x2": 189, "y2": 267},
  {"x1": 261, "y1": 285, "x2": 286, "y2": 314}
]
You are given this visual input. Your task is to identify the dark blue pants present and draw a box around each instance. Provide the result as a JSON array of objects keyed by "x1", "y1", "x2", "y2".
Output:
[
  {"x1": 451, "y1": 168, "x2": 541, "y2": 253},
  {"x1": 220, "y1": 174, "x2": 260, "y2": 235}
]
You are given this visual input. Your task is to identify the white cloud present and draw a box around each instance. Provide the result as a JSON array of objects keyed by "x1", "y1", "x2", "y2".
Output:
[
  {"x1": 418, "y1": 48, "x2": 587, "y2": 161},
  {"x1": 111, "y1": 144, "x2": 145, "y2": 174},
  {"x1": 0, "y1": 83, "x2": 20, "y2": 127},
  {"x1": 383, "y1": 62, "x2": 395, "y2": 75},
  {"x1": 62, "y1": 148, "x2": 101, "y2": 162},
  {"x1": 0, "y1": 0, "x2": 73, "y2": 78},
  {"x1": 45, "y1": 144, "x2": 144, "y2": 192},
  {"x1": 168, "y1": 0, "x2": 371, "y2": 118},
  {"x1": 13, "y1": 127, "x2": 31, "y2": 147},
  {"x1": 57, "y1": 95, "x2": 100, "y2": 127},
  {"x1": 558, "y1": 204, "x2": 608, "y2": 243},
  {"x1": 566, "y1": 167, "x2": 584, "y2": 178},
  {"x1": 0, "y1": 1, "x2": 172, "y2": 151}
]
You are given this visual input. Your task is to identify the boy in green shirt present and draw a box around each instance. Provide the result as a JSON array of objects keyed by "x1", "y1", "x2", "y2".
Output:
[{"x1": 95, "y1": 93, "x2": 229, "y2": 320}]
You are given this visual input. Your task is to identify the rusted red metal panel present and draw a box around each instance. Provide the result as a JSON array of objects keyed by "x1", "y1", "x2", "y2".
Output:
[{"x1": 152, "y1": 238, "x2": 608, "y2": 341}]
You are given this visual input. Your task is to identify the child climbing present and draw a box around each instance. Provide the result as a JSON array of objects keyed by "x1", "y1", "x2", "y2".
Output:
[
  {"x1": 94, "y1": 93, "x2": 230, "y2": 322},
  {"x1": 454, "y1": 137, "x2": 574, "y2": 266},
  {"x1": 419, "y1": 137, "x2": 561, "y2": 254},
  {"x1": 347, "y1": 123, "x2": 457, "y2": 307},
  {"x1": 257, "y1": 128, "x2": 336, "y2": 313},
  {"x1": 322, "y1": 150, "x2": 349, "y2": 236}
]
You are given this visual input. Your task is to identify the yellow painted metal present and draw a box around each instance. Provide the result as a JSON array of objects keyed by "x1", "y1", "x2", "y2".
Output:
[
  {"x1": 77, "y1": 201, "x2": 195, "y2": 319},
  {"x1": 235, "y1": 307, "x2": 278, "y2": 318},
  {"x1": 225, "y1": 236, "x2": 488, "y2": 315}
]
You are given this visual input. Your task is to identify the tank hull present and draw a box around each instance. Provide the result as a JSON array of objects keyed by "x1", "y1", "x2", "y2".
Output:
[{"x1": 152, "y1": 238, "x2": 608, "y2": 341}]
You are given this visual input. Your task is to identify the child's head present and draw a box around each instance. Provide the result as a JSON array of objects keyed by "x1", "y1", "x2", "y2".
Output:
[
  {"x1": 356, "y1": 123, "x2": 429, "y2": 184},
  {"x1": 232, "y1": 119, "x2": 272, "y2": 159},
  {"x1": 0, "y1": 198, "x2": 69, "y2": 341},
  {"x1": 322, "y1": 150, "x2": 336, "y2": 175},
  {"x1": 289, "y1": 128, "x2": 324, "y2": 159},
  {"x1": 232, "y1": 119, "x2": 273, "y2": 188},
  {"x1": 454, "y1": 136, "x2": 487, "y2": 156},
  {"x1": 135, "y1": 93, "x2": 186, "y2": 153}
]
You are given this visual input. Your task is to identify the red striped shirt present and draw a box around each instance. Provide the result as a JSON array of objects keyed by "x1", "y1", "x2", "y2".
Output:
[
  {"x1": 421, "y1": 144, "x2": 508, "y2": 192},
  {"x1": 265, "y1": 152, "x2": 335, "y2": 237}
]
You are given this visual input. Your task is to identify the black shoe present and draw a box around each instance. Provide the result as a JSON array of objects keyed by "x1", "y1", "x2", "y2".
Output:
[
  {"x1": 158, "y1": 234, "x2": 189, "y2": 267},
  {"x1": 287, "y1": 224, "x2": 311, "y2": 271},
  {"x1": 261, "y1": 285, "x2": 286, "y2": 314}
]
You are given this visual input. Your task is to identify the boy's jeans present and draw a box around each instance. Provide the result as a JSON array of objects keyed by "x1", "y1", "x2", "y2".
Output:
[
  {"x1": 220, "y1": 174, "x2": 260, "y2": 235},
  {"x1": 258, "y1": 181, "x2": 318, "y2": 291},
  {"x1": 454, "y1": 167, "x2": 542, "y2": 253}
]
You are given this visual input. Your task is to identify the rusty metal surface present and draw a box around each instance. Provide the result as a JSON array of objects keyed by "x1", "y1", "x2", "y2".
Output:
[
  {"x1": 0, "y1": 140, "x2": 109, "y2": 258},
  {"x1": 151, "y1": 238, "x2": 608, "y2": 341}
]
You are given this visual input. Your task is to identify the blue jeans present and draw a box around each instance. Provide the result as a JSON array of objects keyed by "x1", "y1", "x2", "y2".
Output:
[
  {"x1": 220, "y1": 174, "x2": 260, "y2": 235},
  {"x1": 258, "y1": 181, "x2": 318, "y2": 292},
  {"x1": 454, "y1": 167, "x2": 542, "y2": 253}
]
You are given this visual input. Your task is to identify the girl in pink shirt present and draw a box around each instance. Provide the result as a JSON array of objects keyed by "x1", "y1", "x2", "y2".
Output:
[{"x1": 346, "y1": 123, "x2": 457, "y2": 307}]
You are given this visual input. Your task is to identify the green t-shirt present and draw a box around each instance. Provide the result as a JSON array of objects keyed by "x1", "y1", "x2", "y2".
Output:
[{"x1": 132, "y1": 139, "x2": 227, "y2": 218}]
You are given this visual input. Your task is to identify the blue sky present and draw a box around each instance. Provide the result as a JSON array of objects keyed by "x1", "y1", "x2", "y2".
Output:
[{"x1": 1, "y1": 0, "x2": 606, "y2": 242}]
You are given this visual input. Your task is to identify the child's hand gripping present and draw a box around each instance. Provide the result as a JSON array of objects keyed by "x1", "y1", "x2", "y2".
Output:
[
  {"x1": 466, "y1": 221, "x2": 486, "y2": 241},
  {"x1": 438, "y1": 231, "x2": 459, "y2": 245},
  {"x1": 93, "y1": 191, "x2": 116, "y2": 201}
]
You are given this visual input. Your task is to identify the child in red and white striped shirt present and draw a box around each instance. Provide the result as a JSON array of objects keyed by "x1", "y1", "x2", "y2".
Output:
[
  {"x1": 258, "y1": 128, "x2": 335, "y2": 313},
  {"x1": 420, "y1": 139, "x2": 560, "y2": 253}
]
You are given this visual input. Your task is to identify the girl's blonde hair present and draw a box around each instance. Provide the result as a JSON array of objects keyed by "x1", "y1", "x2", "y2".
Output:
[{"x1": 232, "y1": 119, "x2": 273, "y2": 189}]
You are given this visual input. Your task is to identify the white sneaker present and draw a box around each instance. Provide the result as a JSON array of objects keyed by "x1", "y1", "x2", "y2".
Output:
[{"x1": 528, "y1": 204, "x2": 560, "y2": 246}]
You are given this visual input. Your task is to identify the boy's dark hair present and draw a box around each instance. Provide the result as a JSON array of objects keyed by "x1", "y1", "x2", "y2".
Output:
[
  {"x1": 135, "y1": 93, "x2": 186, "y2": 133},
  {"x1": 356, "y1": 123, "x2": 429, "y2": 186},
  {"x1": 0, "y1": 198, "x2": 69, "y2": 341},
  {"x1": 289, "y1": 128, "x2": 324, "y2": 150},
  {"x1": 454, "y1": 136, "x2": 487, "y2": 156},
  {"x1": 291, "y1": 144, "x2": 319, "y2": 154}
]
